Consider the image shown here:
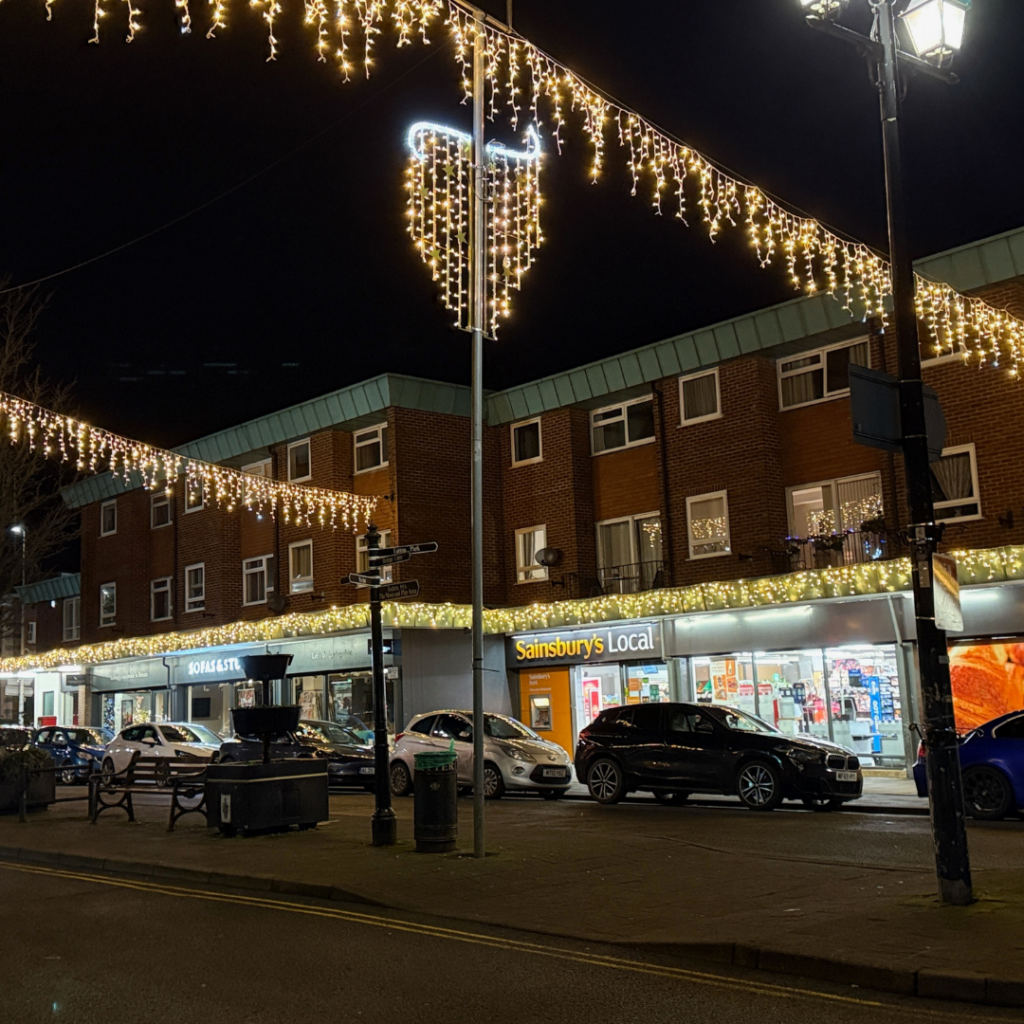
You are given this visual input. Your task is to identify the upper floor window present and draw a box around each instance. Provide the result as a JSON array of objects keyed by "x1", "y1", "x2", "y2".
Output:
[
  {"x1": 788, "y1": 473, "x2": 884, "y2": 538},
  {"x1": 357, "y1": 529, "x2": 393, "y2": 584},
  {"x1": 354, "y1": 423, "x2": 389, "y2": 473},
  {"x1": 511, "y1": 418, "x2": 542, "y2": 466},
  {"x1": 26, "y1": 622, "x2": 36, "y2": 645},
  {"x1": 185, "y1": 477, "x2": 205, "y2": 513},
  {"x1": 185, "y1": 563, "x2": 205, "y2": 613},
  {"x1": 288, "y1": 439, "x2": 312, "y2": 482},
  {"x1": 151, "y1": 577, "x2": 172, "y2": 622},
  {"x1": 100, "y1": 500, "x2": 117, "y2": 537},
  {"x1": 778, "y1": 338, "x2": 869, "y2": 410},
  {"x1": 515, "y1": 526, "x2": 548, "y2": 582},
  {"x1": 63, "y1": 596, "x2": 80, "y2": 642},
  {"x1": 679, "y1": 369, "x2": 721, "y2": 425},
  {"x1": 151, "y1": 492, "x2": 171, "y2": 529},
  {"x1": 99, "y1": 582, "x2": 116, "y2": 627},
  {"x1": 289, "y1": 540, "x2": 314, "y2": 593},
  {"x1": 591, "y1": 396, "x2": 655, "y2": 455},
  {"x1": 242, "y1": 458, "x2": 273, "y2": 478},
  {"x1": 686, "y1": 491, "x2": 731, "y2": 560},
  {"x1": 596, "y1": 513, "x2": 663, "y2": 593},
  {"x1": 931, "y1": 444, "x2": 981, "y2": 523},
  {"x1": 243, "y1": 554, "x2": 274, "y2": 606}
]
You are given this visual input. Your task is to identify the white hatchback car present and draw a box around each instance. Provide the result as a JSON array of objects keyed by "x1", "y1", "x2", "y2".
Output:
[
  {"x1": 389, "y1": 710, "x2": 574, "y2": 799},
  {"x1": 102, "y1": 722, "x2": 222, "y2": 773}
]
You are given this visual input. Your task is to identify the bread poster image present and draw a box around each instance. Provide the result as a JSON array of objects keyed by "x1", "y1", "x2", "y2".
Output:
[{"x1": 948, "y1": 643, "x2": 1024, "y2": 731}]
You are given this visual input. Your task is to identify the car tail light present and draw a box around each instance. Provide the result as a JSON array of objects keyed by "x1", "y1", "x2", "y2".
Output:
[
  {"x1": 394, "y1": 732, "x2": 404, "y2": 742},
  {"x1": 916, "y1": 741, "x2": 926, "y2": 761}
]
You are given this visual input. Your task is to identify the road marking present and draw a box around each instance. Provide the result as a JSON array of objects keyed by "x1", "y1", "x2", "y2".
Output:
[{"x1": 0, "y1": 859, "x2": 1006, "y2": 1019}]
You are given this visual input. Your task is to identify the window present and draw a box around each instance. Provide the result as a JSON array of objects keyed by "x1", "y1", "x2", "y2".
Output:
[
  {"x1": 242, "y1": 458, "x2": 273, "y2": 477},
  {"x1": 511, "y1": 418, "x2": 542, "y2": 465},
  {"x1": 596, "y1": 513, "x2": 663, "y2": 592},
  {"x1": 788, "y1": 473, "x2": 884, "y2": 537},
  {"x1": 62, "y1": 597, "x2": 80, "y2": 642},
  {"x1": 679, "y1": 369, "x2": 721, "y2": 425},
  {"x1": 410, "y1": 715, "x2": 437, "y2": 736},
  {"x1": 591, "y1": 396, "x2": 655, "y2": 455},
  {"x1": 289, "y1": 540, "x2": 314, "y2": 593},
  {"x1": 931, "y1": 444, "x2": 981, "y2": 523},
  {"x1": 151, "y1": 578, "x2": 172, "y2": 621},
  {"x1": 151, "y1": 491, "x2": 171, "y2": 529},
  {"x1": 42, "y1": 692, "x2": 54, "y2": 717},
  {"x1": 778, "y1": 338, "x2": 870, "y2": 410},
  {"x1": 686, "y1": 491, "x2": 731, "y2": 559},
  {"x1": 357, "y1": 529, "x2": 393, "y2": 584},
  {"x1": 993, "y1": 715, "x2": 1024, "y2": 740},
  {"x1": 184, "y1": 478, "x2": 205, "y2": 512},
  {"x1": 185, "y1": 563, "x2": 205, "y2": 613},
  {"x1": 432, "y1": 713, "x2": 470, "y2": 740},
  {"x1": 26, "y1": 622, "x2": 36, "y2": 645},
  {"x1": 243, "y1": 555, "x2": 275, "y2": 606},
  {"x1": 354, "y1": 423, "x2": 389, "y2": 473},
  {"x1": 515, "y1": 526, "x2": 548, "y2": 582},
  {"x1": 287, "y1": 439, "x2": 312, "y2": 482},
  {"x1": 99, "y1": 583, "x2": 116, "y2": 627},
  {"x1": 191, "y1": 697, "x2": 212, "y2": 719},
  {"x1": 100, "y1": 500, "x2": 117, "y2": 536}
]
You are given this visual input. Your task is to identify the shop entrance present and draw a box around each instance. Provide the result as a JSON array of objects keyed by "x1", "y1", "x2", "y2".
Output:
[
  {"x1": 518, "y1": 668, "x2": 573, "y2": 756},
  {"x1": 328, "y1": 672, "x2": 395, "y2": 733}
]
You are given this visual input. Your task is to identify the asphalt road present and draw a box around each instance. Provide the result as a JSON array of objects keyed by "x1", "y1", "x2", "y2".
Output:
[{"x1": 1, "y1": 863, "x2": 1019, "y2": 1024}]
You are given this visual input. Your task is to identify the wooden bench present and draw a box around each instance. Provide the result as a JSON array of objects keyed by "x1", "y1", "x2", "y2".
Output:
[{"x1": 88, "y1": 751, "x2": 211, "y2": 831}]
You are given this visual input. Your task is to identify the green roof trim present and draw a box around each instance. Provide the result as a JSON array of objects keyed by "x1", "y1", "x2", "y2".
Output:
[{"x1": 16, "y1": 574, "x2": 80, "y2": 605}]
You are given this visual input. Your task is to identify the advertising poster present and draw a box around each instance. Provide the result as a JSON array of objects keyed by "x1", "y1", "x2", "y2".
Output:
[{"x1": 948, "y1": 642, "x2": 1024, "y2": 730}]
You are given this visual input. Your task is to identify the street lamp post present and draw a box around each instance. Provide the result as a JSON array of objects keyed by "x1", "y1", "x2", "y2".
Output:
[
  {"x1": 802, "y1": 0, "x2": 973, "y2": 905},
  {"x1": 9, "y1": 524, "x2": 26, "y2": 725}
]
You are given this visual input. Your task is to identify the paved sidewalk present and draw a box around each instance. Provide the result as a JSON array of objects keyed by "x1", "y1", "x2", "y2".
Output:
[{"x1": 0, "y1": 789, "x2": 1020, "y2": 1007}]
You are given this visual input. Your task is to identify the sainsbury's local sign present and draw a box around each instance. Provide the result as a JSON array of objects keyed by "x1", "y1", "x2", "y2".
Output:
[{"x1": 510, "y1": 623, "x2": 661, "y2": 666}]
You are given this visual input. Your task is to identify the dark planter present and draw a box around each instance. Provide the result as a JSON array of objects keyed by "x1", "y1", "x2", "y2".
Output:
[
  {"x1": 206, "y1": 758, "x2": 328, "y2": 836},
  {"x1": 0, "y1": 769, "x2": 56, "y2": 815},
  {"x1": 231, "y1": 705, "x2": 301, "y2": 739}
]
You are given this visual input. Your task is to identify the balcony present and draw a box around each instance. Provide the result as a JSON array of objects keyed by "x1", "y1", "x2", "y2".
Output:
[
  {"x1": 769, "y1": 530, "x2": 894, "y2": 575},
  {"x1": 569, "y1": 560, "x2": 665, "y2": 598}
]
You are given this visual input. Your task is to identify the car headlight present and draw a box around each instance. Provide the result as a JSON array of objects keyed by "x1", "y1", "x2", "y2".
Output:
[
  {"x1": 77, "y1": 751, "x2": 93, "y2": 761},
  {"x1": 175, "y1": 749, "x2": 188, "y2": 758},
  {"x1": 784, "y1": 746, "x2": 824, "y2": 764},
  {"x1": 499, "y1": 745, "x2": 536, "y2": 763}
]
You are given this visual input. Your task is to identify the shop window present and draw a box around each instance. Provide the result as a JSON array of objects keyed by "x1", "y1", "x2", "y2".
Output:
[
  {"x1": 778, "y1": 338, "x2": 869, "y2": 410},
  {"x1": 100, "y1": 500, "x2": 117, "y2": 537},
  {"x1": 151, "y1": 492, "x2": 171, "y2": 529},
  {"x1": 191, "y1": 697, "x2": 212, "y2": 719},
  {"x1": 185, "y1": 477, "x2": 205, "y2": 513},
  {"x1": 931, "y1": 444, "x2": 981, "y2": 523},
  {"x1": 99, "y1": 582, "x2": 116, "y2": 627},
  {"x1": 289, "y1": 540, "x2": 314, "y2": 593},
  {"x1": 679, "y1": 369, "x2": 721, "y2": 425},
  {"x1": 356, "y1": 529, "x2": 393, "y2": 584},
  {"x1": 287, "y1": 438, "x2": 312, "y2": 482},
  {"x1": 42, "y1": 691, "x2": 55, "y2": 717},
  {"x1": 243, "y1": 555, "x2": 274, "y2": 606},
  {"x1": 591, "y1": 396, "x2": 655, "y2": 455},
  {"x1": 185, "y1": 563, "x2": 205, "y2": 613},
  {"x1": 511, "y1": 418, "x2": 542, "y2": 466},
  {"x1": 596, "y1": 513, "x2": 663, "y2": 593},
  {"x1": 151, "y1": 577, "x2": 172, "y2": 622},
  {"x1": 26, "y1": 622, "x2": 36, "y2": 645},
  {"x1": 686, "y1": 491, "x2": 731, "y2": 559},
  {"x1": 515, "y1": 526, "x2": 548, "y2": 582},
  {"x1": 354, "y1": 423, "x2": 388, "y2": 473},
  {"x1": 63, "y1": 596, "x2": 80, "y2": 642}
]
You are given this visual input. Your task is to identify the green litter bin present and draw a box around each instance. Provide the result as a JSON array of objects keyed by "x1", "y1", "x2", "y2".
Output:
[{"x1": 413, "y1": 750, "x2": 458, "y2": 853}]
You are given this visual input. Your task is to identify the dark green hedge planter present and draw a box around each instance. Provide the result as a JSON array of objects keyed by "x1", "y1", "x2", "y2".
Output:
[{"x1": 0, "y1": 770, "x2": 56, "y2": 815}]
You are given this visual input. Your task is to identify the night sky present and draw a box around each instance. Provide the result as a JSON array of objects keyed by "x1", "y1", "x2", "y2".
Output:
[{"x1": 1, "y1": 0, "x2": 1023, "y2": 448}]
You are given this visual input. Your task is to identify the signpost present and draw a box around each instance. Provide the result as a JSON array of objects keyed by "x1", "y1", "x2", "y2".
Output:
[{"x1": 343, "y1": 524, "x2": 437, "y2": 847}]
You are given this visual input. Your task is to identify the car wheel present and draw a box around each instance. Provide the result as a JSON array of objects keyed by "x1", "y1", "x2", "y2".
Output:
[
  {"x1": 653, "y1": 790, "x2": 690, "y2": 806},
  {"x1": 483, "y1": 762, "x2": 505, "y2": 800},
  {"x1": 60, "y1": 766, "x2": 77, "y2": 786},
  {"x1": 218, "y1": 754, "x2": 236, "y2": 764},
  {"x1": 539, "y1": 788, "x2": 567, "y2": 800},
  {"x1": 737, "y1": 760, "x2": 783, "y2": 811},
  {"x1": 101, "y1": 757, "x2": 116, "y2": 776},
  {"x1": 390, "y1": 760, "x2": 412, "y2": 797},
  {"x1": 587, "y1": 758, "x2": 626, "y2": 805},
  {"x1": 801, "y1": 795, "x2": 842, "y2": 812},
  {"x1": 962, "y1": 765, "x2": 1013, "y2": 821}
]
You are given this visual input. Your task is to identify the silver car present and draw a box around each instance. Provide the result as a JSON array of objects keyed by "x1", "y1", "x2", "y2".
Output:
[{"x1": 389, "y1": 710, "x2": 574, "y2": 800}]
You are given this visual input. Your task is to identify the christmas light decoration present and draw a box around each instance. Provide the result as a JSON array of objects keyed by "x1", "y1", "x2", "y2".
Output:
[
  {"x1": 0, "y1": 390, "x2": 377, "y2": 529},
  {"x1": 405, "y1": 120, "x2": 542, "y2": 334}
]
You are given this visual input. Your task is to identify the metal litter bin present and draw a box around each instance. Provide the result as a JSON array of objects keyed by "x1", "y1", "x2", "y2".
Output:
[{"x1": 413, "y1": 750, "x2": 458, "y2": 853}]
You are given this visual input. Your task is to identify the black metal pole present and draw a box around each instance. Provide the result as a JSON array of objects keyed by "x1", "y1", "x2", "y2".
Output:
[
  {"x1": 367, "y1": 523, "x2": 397, "y2": 846},
  {"x1": 876, "y1": 0, "x2": 972, "y2": 906}
]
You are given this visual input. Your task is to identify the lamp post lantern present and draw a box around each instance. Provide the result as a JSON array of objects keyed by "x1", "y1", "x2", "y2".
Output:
[{"x1": 802, "y1": 0, "x2": 973, "y2": 906}]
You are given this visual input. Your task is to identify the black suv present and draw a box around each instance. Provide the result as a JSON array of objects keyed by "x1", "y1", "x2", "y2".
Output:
[{"x1": 575, "y1": 702, "x2": 862, "y2": 811}]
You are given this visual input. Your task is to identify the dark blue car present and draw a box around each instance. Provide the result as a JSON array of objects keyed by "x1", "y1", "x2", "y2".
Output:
[
  {"x1": 32, "y1": 726, "x2": 111, "y2": 784},
  {"x1": 913, "y1": 710, "x2": 1024, "y2": 820}
]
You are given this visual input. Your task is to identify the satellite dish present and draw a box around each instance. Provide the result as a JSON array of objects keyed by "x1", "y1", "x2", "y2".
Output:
[
  {"x1": 267, "y1": 594, "x2": 290, "y2": 615},
  {"x1": 535, "y1": 547, "x2": 562, "y2": 568}
]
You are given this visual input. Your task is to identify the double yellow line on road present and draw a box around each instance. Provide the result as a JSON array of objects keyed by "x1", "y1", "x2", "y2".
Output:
[{"x1": 0, "y1": 859, "x2": 1003, "y2": 1020}]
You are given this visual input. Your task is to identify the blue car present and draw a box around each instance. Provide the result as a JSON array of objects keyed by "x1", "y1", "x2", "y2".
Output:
[
  {"x1": 32, "y1": 726, "x2": 110, "y2": 784},
  {"x1": 913, "y1": 710, "x2": 1024, "y2": 820}
]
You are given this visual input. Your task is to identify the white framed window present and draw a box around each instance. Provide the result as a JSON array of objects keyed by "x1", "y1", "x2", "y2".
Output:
[
  {"x1": 357, "y1": 529, "x2": 393, "y2": 584},
  {"x1": 686, "y1": 491, "x2": 731, "y2": 560},
  {"x1": 184, "y1": 477, "x2": 205, "y2": 513},
  {"x1": 354, "y1": 423, "x2": 389, "y2": 474},
  {"x1": 931, "y1": 444, "x2": 981, "y2": 523},
  {"x1": 185, "y1": 563, "x2": 205, "y2": 613},
  {"x1": 922, "y1": 348, "x2": 966, "y2": 368},
  {"x1": 788, "y1": 473, "x2": 884, "y2": 537},
  {"x1": 287, "y1": 439, "x2": 312, "y2": 482},
  {"x1": 151, "y1": 491, "x2": 171, "y2": 529},
  {"x1": 151, "y1": 578, "x2": 172, "y2": 622},
  {"x1": 99, "y1": 582, "x2": 116, "y2": 627},
  {"x1": 778, "y1": 338, "x2": 870, "y2": 410},
  {"x1": 515, "y1": 526, "x2": 548, "y2": 582},
  {"x1": 596, "y1": 513, "x2": 663, "y2": 593},
  {"x1": 100, "y1": 500, "x2": 117, "y2": 537},
  {"x1": 679, "y1": 369, "x2": 722, "y2": 425},
  {"x1": 511, "y1": 418, "x2": 542, "y2": 466},
  {"x1": 243, "y1": 555, "x2": 275, "y2": 606},
  {"x1": 289, "y1": 540, "x2": 314, "y2": 593},
  {"x1": 242, "y1": 457, "x2": 273, "y2": 477},
  {"x1": 591, "y1": 396, "x2": 655, "y2": 455},
  {"x1": 63, "y1": 597, "x2": 80, "y2": 642},
  {"x1": 26, "y1": 622, "x2": 36, "y2": 645}
]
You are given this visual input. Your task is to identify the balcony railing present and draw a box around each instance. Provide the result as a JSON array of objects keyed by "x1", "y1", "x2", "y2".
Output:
[
  {"x1": 774, "y1": 531, "x2": 893, "y2": 574},
  {"x1": 596, "y1": 560, "x2": 666, "y2": 595}
]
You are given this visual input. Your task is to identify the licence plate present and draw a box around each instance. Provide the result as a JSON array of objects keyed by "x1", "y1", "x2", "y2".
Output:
[
  {"x1": 542, "y1": 768, "x2": 566, "y2": 778},
  {"x1": 359, "y1": 766, "x2": 375, "y2": 775},
  {"x1": 836, "y1": 771, "x2": 858, "y2": 783}
]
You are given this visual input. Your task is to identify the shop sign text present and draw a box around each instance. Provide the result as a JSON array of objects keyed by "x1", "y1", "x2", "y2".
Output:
[
  {"x1": 187, "y1": 656, "x2": 242, "y2": 678},
  {"x1": 512, "y1": 624, "x2": 660, "y2": 666}
]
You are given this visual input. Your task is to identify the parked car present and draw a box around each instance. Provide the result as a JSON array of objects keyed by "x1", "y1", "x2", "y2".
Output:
[
  {"x1": 0, "y1": 726, "x2": 33, "y2": 752},
  {"x1": 389, "y1": 710, "x2": 574, "y2": 800},
  {"x1": 334, "y1": 713, "x2": 374, "y2": 744},
  {"x1": 575, "y1": 702, "x2": 863, "y2": 811},
  {"x1": 32, "y1": 726, "x2": 108, "y2": 784},
  {"x1": 295, "y1": 719, "x2": 376, "y2": 788},
  {"x1": 913, "y1": 710, "x2": 1024, "y2": 820},
  {"x1": 218, "y1": 727, "x2": 323, "y2": 763},
  {"x1": 102, "y1": 722, "x2": 221, "y2": 773}
]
